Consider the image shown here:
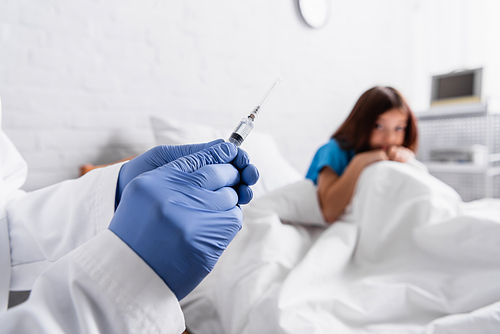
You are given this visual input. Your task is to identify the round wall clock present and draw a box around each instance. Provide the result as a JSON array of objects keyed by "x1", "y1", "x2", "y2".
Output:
[{"x1": 298, "y1": 0, "x2": 331, "y2": 29}]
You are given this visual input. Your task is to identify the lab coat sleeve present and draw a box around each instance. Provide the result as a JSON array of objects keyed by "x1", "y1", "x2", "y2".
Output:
[
  {"x1": 1, "y1": 230, "x2": 185, "y2": 334},
  {"x1": 7, "y1": 163, "x2": 124, "y2": 291}
]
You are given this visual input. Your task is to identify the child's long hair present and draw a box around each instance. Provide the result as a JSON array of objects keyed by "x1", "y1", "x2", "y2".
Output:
[{"x1": 332, "y1": 86, "x2": 418, "y2": 153}]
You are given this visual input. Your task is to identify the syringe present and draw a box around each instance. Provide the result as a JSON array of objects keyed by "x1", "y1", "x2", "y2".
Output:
[{"x1": 228, "y1": 78, "x2": 281, "y2": 147}]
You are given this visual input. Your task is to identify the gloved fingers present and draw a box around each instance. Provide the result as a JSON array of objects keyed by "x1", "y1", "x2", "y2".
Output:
[
  {"x1": 235, "y1": 184, "x2": 253, "y2": 205},
  {"x1": 198, "y1": 187, "x2": 239, "y2": 211},
  {"x1": 178, "y1": 139, "x2": 225, "y2": 155},
  {"x1": 215, "y1": 206, "x2": 244, "y2": 241},
  {"x1": 190, "y1": 164, "x2": 240, "y2": 190},
  {"x1": 232, "y1": 148, "x2": 250, "y2": 170},
  {"x1": 146, "y1": 139, "x2": 226, "y2": 168},
  {"x1": 167, "y1": 142, "x2": 238, "y2": 173},
  {"x1": 203, "y1": 138, "x2": 225, "y2": 148},
  {"x1": 240, "y1": 164, "x2": 259, "y2": 186}
]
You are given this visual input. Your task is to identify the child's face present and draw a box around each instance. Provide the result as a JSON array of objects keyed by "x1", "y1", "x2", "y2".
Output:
[{"x1": 369, "y1": 108, "x2": 408, "y2": 150}]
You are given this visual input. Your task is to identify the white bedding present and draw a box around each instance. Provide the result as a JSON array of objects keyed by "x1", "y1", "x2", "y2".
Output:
[{"x1": 181, "y1": 161, "x2": 500, "y2": 334}]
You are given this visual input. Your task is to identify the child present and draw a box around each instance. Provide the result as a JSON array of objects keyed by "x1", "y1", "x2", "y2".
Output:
[{"x1": 306, "y1": 86, "x2": 419, "y2": 224}]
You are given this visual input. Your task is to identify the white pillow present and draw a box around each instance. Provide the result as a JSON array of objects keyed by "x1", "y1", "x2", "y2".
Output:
[{"x1": 150, "y1": 116, "x2": 303, "y2": 198}]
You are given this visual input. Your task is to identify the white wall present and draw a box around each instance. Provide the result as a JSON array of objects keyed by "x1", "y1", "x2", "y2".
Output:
[
  {"x1": 0, "y1": 0, "x2": 495, "y2": 191},
  {"x1": 412, "y1": 0, "x2": 500, "y2": 111}
]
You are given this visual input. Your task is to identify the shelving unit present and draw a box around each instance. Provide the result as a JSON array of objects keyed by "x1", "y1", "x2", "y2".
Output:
[{"x1": 416, "y1": 103, "x2": 500, "y2": 201}]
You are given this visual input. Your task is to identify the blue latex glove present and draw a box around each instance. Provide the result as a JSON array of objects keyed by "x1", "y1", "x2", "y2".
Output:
[
  {"x1": 116, "y1": 139, "x2": 258, "y2": 205},
  {"x1": 109, "y1": 142, "x2": 258, "y2": 300}
]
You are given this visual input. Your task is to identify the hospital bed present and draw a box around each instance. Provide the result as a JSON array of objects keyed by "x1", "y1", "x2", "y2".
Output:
[{"x1": 88, "y1": 116, "x2": 500, "y2": 333}]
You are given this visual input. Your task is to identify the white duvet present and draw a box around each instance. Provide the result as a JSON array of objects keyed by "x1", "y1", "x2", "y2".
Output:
[{"x1": 181, "y1": 161, "x2": 500, "y2": 334}]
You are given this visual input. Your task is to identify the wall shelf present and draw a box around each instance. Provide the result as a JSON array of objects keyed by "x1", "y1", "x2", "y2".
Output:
[
  {"x1": 425, "y1": 163, "x2": 488, "y2": 174},
  {"x1": 416, "y1": 103, "x2": 488, "y2": 119}
]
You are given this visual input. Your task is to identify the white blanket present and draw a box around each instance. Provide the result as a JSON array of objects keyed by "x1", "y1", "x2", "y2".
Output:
[{"x1": 181, "y1": 161, "x2": 500, "y2": 334}]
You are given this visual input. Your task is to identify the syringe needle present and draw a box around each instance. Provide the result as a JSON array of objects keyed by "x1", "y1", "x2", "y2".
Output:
[
  {"x1": 251, "y1": 77, "x2": 281, "y2": 118},
  {"x1": 258, "y1": 78, "x2": 281, "y2": 109}
]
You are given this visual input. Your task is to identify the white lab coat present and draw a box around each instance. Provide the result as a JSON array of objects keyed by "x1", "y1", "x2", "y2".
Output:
[{"x1": 0, "y1": 128, "x2": 185, "y2": 333}]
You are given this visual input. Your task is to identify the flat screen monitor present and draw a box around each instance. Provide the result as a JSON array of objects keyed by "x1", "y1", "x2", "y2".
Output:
[{"x1": 431, "y1": 68, "x2": 482, "y2": 106}]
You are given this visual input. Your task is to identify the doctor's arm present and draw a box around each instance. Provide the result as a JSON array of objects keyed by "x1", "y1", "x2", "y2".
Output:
[
  {"x1": 6, "y1": 139, "x2": 234, "y2": 291},
  {"x1": 1, "y1": 142, "x2": 259, "y2": 334},
  {"x1": 317, "y1": 150, "x2": 388, "y2": 223},
  {"x1": 3, "y1": 230, "x2": 185, "y2": 334}
]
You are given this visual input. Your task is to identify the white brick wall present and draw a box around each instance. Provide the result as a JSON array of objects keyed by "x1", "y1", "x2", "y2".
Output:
[
  {"x1": 411, "y1": 0, "x2": 500, "y2": 112},
  {"x1": 0, "y1": 0, "x2": 496, "y2": 191}
]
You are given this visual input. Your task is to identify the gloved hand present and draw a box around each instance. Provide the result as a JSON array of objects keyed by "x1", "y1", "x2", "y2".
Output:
[
  {"x1": 109, "y1": 142, "x2": 259, "y2": 300},
  {"x1": 116, "y1": 139, "x2": 258, "y2": 205}
]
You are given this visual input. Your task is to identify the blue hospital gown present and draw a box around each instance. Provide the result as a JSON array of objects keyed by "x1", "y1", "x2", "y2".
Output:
[{"x1": 305, "y1": 139, "x2": 355, "y2": 185}]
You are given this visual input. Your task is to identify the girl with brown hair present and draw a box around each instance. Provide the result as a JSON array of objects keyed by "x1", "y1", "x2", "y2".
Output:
[{"x1": 305, "y1": 86, "x2": 419, "y2": 224}]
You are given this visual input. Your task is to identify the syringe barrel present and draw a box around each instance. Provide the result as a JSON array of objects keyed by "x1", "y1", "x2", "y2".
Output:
[{"x1": 228, "y1": 117, "x2": 254, "y2": 147}]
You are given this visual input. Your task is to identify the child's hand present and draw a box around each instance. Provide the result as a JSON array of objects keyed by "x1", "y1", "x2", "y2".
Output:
[
  {"x1": 354, "y1": 149, "x2": 389, "y2": 168},
  {"x1": 386, "y1": 146, "x2": 415, "y2": 163}
]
